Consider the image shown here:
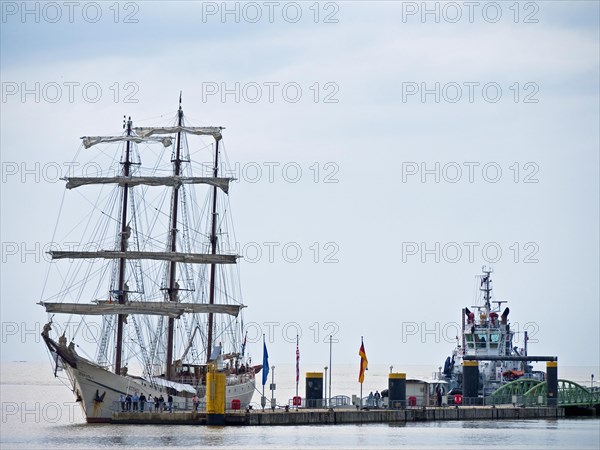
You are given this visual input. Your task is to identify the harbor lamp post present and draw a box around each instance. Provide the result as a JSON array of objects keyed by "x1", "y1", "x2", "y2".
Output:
[
  {"x1": 270, "y1": 366, "x2": 276, "y2": 410},
  {"x1": 324, "y1": 366, "x2": 328, "y2": 407},
  {"x1": 390, "y1": 365, "x2": 393, "y2": 374},
  {"x1": 329, "y1": 335, "x2": 333, "y2": 408},
  {"x1": 592, "y1": 374, "x2": 594, "y2": 389}
]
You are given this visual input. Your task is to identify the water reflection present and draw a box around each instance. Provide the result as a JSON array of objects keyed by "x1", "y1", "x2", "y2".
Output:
[{"x1": 3, "y1": 418, "x2": 599, "y2": 449}]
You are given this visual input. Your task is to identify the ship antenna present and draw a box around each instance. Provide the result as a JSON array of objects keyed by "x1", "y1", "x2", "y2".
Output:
[
  {"x1": 178, "y1": 92, "x2": 183, "y2": 119},
  {"x1": 480, "y1": 266, "x2": 493, "y2": 312}
]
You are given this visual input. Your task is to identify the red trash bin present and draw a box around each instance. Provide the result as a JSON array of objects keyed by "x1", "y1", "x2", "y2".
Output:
[
  {"x1": 408, "y1": 396, "x2": 417, "y2": 407},
  {"x1": 231, "y1": 399, "x2": 241, "y2": 410}
]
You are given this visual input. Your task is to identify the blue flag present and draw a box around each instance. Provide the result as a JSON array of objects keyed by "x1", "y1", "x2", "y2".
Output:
[
  {"x1": 262, "y1": 341, "x2": 269, "y2": 386},
  {"x1": 241, "y1": 332, "x2": 247, "y2": 359}
]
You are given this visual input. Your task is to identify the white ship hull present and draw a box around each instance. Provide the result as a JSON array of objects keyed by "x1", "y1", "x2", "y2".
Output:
[{"x1": 58, "y1": 352, "x2": 255, "y2": 423}]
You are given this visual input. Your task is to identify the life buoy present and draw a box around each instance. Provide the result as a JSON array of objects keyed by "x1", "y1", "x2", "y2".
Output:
[{"x1": 454, "y1": 394, "x2": 462, "y2": 405}]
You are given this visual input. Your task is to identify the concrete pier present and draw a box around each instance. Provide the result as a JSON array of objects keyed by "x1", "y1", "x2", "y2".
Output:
[
  {"x1": 112, "y1": 411, "x2": 206, "y2": 424},
  {"x1": 112, "y1": 406, "x2": 564, "y2": 426}
]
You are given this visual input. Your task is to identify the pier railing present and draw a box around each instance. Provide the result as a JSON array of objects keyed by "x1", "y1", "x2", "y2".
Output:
[
  {"x1": 287, "y1": 396, "x2": 351, "y2": 409},
  {"x1": 110, "y1": 387, "x2": 599, "y2": 414},
  {"x1": 454, "y1": 396, "x2": 548, "y2": 407}
]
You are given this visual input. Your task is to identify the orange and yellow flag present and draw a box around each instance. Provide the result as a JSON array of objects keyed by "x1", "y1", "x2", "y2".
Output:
[{"x1": 358, "y1": 340, "x2": 368, "y2": 384}]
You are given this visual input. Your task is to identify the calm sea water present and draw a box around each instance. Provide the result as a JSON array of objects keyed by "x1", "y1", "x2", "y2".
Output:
[{"x1": 1, "y1": 362, "x2": 599, "y2": 449}]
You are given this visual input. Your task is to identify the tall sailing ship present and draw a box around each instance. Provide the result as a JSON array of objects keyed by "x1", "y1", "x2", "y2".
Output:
[{"x1": 39, "y1": 98, "x2": 257, "y2": 422}]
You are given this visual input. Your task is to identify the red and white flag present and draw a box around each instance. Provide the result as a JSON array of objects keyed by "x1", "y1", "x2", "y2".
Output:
[{"x1": 295, "y1": 337, "x2": 300, "y2": 383}]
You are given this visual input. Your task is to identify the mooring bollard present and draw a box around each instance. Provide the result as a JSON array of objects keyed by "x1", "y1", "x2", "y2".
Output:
[
  {"x1": 389, "y1": 372, "x2": 406, "y2": 409},
  {"x1": 306, "y1": 372, "x2": 323, "y2": 408},
  {"x1": 546, "y1": 361, "x2": 558, "y2": 407},
  {"x1": 206, "y1": 365, "x2": 226, "y2": 425}
]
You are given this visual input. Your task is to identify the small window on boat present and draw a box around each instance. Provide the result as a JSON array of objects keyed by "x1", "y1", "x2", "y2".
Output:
[{"x1": 490, "y1": 333, "x2": 499, "y2": 343}]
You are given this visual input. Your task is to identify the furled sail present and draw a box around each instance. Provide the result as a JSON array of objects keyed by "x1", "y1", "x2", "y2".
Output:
[
  {"x1": 134, "y1": 126, "x2": 223, "y2": 141},
  {"x1": 40, "y1": 301, "x2": 244, "y2": 318},
  {"x1": 49, "y1": 251, "x2": 238, "y2": 264},
  {"x1": 64, "y1": 176, "x2": 232, "y2": 193},
  {"x1": 81, "y1": 135, "x2": 172, "y2": 149}
]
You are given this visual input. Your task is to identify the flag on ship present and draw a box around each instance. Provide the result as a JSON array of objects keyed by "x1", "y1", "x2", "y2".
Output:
[{"x1": 241, "y1": 331, "x2": 247, "y2": 359}]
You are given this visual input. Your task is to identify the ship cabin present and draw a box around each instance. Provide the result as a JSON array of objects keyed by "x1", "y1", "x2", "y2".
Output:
[
  {"x1": 172, "y1": 356, "x2": 254, "y2": 387},
  {"x1": 173, "y1": 363, "x2": 205, "y2": 386},
  {"x1": 463, "y1": 307, "x2": 511, "y2": 356}
]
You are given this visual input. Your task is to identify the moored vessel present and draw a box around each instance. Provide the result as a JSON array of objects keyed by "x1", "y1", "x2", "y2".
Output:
[
  {"x1": 40, "y1": 97, "x2": 257, "y2": 422},
  {"x1": 440, "y1": 267, "x2": 544, "y2": 398}
]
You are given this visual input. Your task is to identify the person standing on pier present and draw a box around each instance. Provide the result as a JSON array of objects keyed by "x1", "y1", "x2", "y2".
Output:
[
  {"x1": 192, "y1": 394, "x2": 199, "y2": 412},
  {"x1": 168, "y1": 394, "x2": 173, "y2": 413},
  {"x1": 436, "y1": 386, "x2": 442, "y2": 407},
  {"x1": 154, "y1": 395, "x2": 160, "y2": 412},
  {"x1": 139, "y1": 393, "x2": 146, "y2": 413},
  {"x1": 119, "y1": 393, "x2": 126, "y2": 412},
  {"x1": 374, "y1": 391, "x2": 381, "y2": 408},
  {"x1": 132, "y1": 392, "x2": 139, "y2": 412}
]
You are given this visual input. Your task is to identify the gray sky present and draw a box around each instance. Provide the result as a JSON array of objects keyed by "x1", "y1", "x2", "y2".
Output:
[{"x1": 1, "y1": 1, "x2": 598, "y2": 371}]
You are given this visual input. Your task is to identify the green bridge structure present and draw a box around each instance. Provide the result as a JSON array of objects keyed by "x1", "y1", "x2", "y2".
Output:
[
  {"x1": 489, "y1": 378, "x2": 600, "y2": 407},
  {"x1": 461, "y1": 356, "x2": 599, "y2": 412}
]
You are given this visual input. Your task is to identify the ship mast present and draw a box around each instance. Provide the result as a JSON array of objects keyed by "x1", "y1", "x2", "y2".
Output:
[
  {"x1": 206, "y1": 131, "x2": 220, "y2": 361},
  {"x1": 42, "y1": 107, "x2": 237, "y2": 378},
  {"x1": 165, "y1": 96, "x2": 184, "y2": 380},
  {"x1": 115, "y1": 116, "x2": 132, "y2": 375},
  {"x1": 480, "y1": 266, "x2": 493, "y2": 312}
]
